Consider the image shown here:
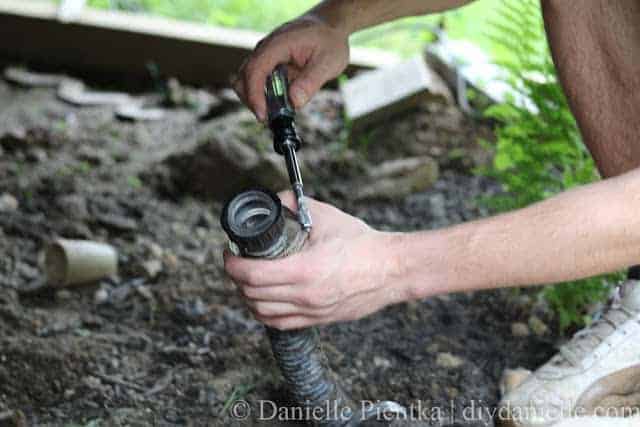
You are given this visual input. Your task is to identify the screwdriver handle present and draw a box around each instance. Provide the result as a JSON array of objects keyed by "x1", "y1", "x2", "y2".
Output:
[
  {"x1": 265, "y1": 64, "x2": 294, "y2": 123},
  {"x1": 265, "y1": 65, "x2": 301, "y2": 154}
]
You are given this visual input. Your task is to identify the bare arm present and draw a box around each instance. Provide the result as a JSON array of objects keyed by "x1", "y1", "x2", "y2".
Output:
[
  {"x1": 306, "y1": 0, "x2": 473, "y2": 34},
  {"x1": 225, "y1": 169, "x2": 640, "y2": 330},
  {"x1": 399, "y1": 168, "x2": 640, "y2": 299}
]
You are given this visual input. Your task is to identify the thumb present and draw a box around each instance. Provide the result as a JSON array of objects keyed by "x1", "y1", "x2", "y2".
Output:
[
  {"x1": 288, "y1": 56, "x2": 333, "y2": 109},
  {"x1": 277, "y1": 190, "x2": 297, "y2": 211}
]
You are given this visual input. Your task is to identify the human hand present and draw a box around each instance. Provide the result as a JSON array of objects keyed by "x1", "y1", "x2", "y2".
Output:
[
  {"x1": 223, "y1": 192, "x2": 410, "y2": 330},
  {"x1": 232, "y1": 14, "x2": 350, "y2": 122}
]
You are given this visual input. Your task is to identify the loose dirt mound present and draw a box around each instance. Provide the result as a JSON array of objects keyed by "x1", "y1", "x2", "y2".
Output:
[{"x1": 0, "y1": 76, "x2": 556, "y2": 426}]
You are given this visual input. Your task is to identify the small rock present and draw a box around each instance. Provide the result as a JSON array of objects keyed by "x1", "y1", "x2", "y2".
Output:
[
  {"x1": 436, "y1": 352, "x2": 464, "y2": 369},
  {"x1": 0, "y1": 194, "x2": 18, "y2": 212},
  {"x1": 373, "y1": 356, "x2": 391, "y2": 369},
  {"x1": 94, "y1": 212, "x2": 137, "y2": 232},
  {"x1": 56, "y1": 290, "x2": 73, "y2": 300},
  {"x1": 163, "y1": 252, "x2": 179, "y2": 270},
  {"x1": 141, "y1": 259, "x2": 163, "y2": 280},
  {"x1": 356, "y1": 157, "x2": 439, "y2": 201},
  {"x1": 174, "y1": 298, "x2": 208, "y2": 323},
  {"x1": 83, "y1": 376, "x2": 102, "y2": 389},
  {"x1": 511, "y1": 322, "x2": 531, "y2": 337},
  {"x1": 429, "y1": 193, "x2": 447, "y2": 220},
  {"x1": 145, "y1": 241, "x2": 164, "y2": 259},
  {"x1": 135, "y1": 285, "x2": 154, "y2": 301},
  {"x1": 94, "y1": 287, "x2": 110, "y2": 305},
  {"x1": 529, "y1": 315, "x2": 549, "y2": 337},
  {"x1": 499, "y1": 368, "x2": 532, "y2": 397}
]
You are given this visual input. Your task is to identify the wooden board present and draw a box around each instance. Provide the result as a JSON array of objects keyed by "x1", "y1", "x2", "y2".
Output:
[
  {"x1": 0, "y1": 0, "x2": 399, "y2": 86},
  {"x1": 341, "y1": 55, "x2": 452, "y2": 132}
]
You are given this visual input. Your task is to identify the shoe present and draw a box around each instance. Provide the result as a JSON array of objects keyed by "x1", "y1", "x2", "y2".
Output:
[{"x1": 498, "y1": 280, "x2": 640, "y2": 427}]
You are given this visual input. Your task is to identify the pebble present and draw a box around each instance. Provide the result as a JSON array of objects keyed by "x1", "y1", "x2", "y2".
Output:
[
  {"x1": 94, "y1": 287, "x2": 110, "y2": 305},
  {"x1": 436, "y1": 352, "x2": 464, "y2": 369},
  {"x1": 175, "y1": 298, "x2": 208, "y2": 322},
  {"x1": 83, "y1": 376, "x2": 101, "y2": 389},
  {"x1": 373, "y1": 356, "x2": 391, "y2": 369},
  {"x1": 529, "y1": 315, "x2": 549, "y2": 337},
  {"x1": 164, "y1": 252, "x2": 179, "y2": 270},
  {"x1": 141, "y1": 259, "x2": 163, "y2": 280},
  {"x1": 0, "y1": 193, "x2": 18, "y2": 212},
  {"x1": 511, "y1": 322, "x2": 531, "y2": 337},
  {"x1": 499, "y1": 368, "x2": 532, "y2": 397},
  {"x1": 146, "y1": 242, "x2": 164, "y2": 259},
  {"x1": 56, "y1": 290, "x2": 73, "y2": 300}
]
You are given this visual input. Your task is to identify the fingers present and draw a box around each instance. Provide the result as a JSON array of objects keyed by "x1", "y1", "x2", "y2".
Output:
[
  {"x1": 261, "y1": 315, "x2": 317, "y2": 331},
  {"x1": 277, "y1": 190, "x2": 297, "y2": 211},
  {"x1": 231, "y1": 41, "x2": 287, "y2": 122},
  {"x1": 245, "y1": 299, "x2": 331, "y2": 318},
  {"x1": 288, "y1": 55, "x2": 332, "y2": 109},
  {"x1": 277, "y1": 190, "x2": 329, "y2": 215},
  {"x1": 224, "y1": 251, "x2": 311, "y2": 287},
  {"x1": 238, "y1": 282, "x2": 299, "y2": 303},
  {"x1": 242, "y1": 43, "x2": 291, "y2": 122}
]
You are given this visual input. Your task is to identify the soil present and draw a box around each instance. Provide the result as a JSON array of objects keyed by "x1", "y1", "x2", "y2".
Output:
[{"x1": 0, "y1": 74, "x2": 558, "y2": 427}]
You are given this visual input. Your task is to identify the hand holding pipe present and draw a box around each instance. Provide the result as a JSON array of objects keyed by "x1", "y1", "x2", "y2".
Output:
[{"x1": 220, "y1": 189, "x2": 406, "y2": 426}]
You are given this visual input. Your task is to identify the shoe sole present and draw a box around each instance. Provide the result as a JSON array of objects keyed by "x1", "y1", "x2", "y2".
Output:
[{"x1": 496, "y1": 364, "x2": 640, "y2": 427}]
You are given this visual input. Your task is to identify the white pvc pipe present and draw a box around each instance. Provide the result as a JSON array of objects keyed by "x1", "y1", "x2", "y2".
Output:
[{"x1": 45, "y1": 239, "x2": 118, "y2": 287}]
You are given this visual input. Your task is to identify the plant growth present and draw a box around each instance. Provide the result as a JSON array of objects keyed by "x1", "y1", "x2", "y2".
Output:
[{"x1": 480, "y1": 0, "x2": 622, "y2": 330}]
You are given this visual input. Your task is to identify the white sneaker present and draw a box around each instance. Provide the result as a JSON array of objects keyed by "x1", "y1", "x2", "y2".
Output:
[{"x1": 498, "y1": 281, "x2": 640, "y2": 427}]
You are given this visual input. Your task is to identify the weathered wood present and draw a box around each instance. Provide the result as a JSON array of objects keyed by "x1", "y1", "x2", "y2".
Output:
[
  {"x1": 0, "y1": 0, "x2": 399, "y2": 87},
  {"x1": 341, "y1": 55, "x2": 452, "y2": 133},
  {"x1": 57, "y1": 0, "x2": 86, "y2": 22}
]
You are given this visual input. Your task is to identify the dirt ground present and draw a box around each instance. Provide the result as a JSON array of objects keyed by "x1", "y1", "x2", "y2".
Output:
[{"x1": 0, "y1": 73, "x2": 558, "y2": 427}]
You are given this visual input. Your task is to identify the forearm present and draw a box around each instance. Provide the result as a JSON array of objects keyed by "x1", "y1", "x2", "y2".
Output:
[
  {"x1": 305, "y1": 0, "x2": 474, "y2": 35},
  {"x1": 392, "y1": 168, "x2": 640, "y2": 299}
]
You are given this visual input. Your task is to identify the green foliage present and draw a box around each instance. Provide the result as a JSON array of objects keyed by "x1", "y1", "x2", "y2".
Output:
[{"x1": 480, "y1": 0, "x2": 619, "y2": 331}]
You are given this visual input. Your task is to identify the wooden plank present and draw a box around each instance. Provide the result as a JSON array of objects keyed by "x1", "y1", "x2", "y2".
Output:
[
  {"x1": 0, "y1": 0, "x2": 399, "y2": 87},
  {"x1": 341, "y1": 55, "x2": 452, "y2": 132},
  {"x1": 57, "y1": 0, "x2": 86, "y2": 22}
]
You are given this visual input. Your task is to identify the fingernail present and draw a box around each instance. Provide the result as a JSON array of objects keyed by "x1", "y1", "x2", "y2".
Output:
[
  {"x1": 254, "y1": 108, "x2": 266, "y2": 123},
  {"x1": 290, "y1": 87, "x2": 308, "y2": 107}
]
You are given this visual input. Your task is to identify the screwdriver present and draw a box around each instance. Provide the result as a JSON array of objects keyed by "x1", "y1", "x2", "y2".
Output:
[{"x1": 265, "y1": 65, "x2": 313, "y2": 230}]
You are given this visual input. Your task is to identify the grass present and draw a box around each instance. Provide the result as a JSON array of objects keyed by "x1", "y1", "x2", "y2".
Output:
[{"x1": 84, "y1": 0, "x2": 515, "y2": 62}]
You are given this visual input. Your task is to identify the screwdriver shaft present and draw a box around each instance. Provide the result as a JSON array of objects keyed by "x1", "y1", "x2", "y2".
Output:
[{"x1": 282, "y1": 143, "x2": 312, "y2": 230}]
